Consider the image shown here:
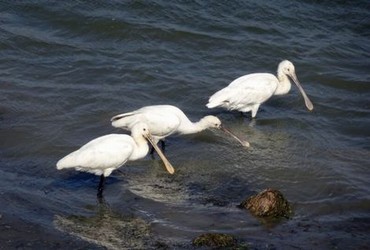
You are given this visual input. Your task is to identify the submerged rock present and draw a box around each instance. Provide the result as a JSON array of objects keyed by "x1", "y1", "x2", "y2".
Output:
[
  {"x1": 239, "y1": 188, "x2": 292, "y2": 218},
  {"x1": 192, "y1": 233, "x2": 237, "y2": 248}
]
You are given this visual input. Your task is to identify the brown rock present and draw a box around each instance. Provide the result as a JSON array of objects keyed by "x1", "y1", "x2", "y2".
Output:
[
  {"x1": 192, "y1": 233, "x2": 237, "y2": 248},
  {"x1": 239, "y1": 188, "x2": 292, "y2": 218}
]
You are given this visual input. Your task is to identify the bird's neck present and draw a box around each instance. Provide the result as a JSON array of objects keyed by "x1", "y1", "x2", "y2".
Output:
[
  {"x1": 179, "y1": 118, "x2": 209, "y2": 135},
  {"x1": 129, "y1": 136, "x2": 149, "y2": 161},
  {"x1": 275, "y1": 73, "x2": 291, "y2": 95}
]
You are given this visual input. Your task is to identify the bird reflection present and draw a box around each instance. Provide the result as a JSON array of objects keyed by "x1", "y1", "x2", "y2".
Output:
[
  {"x1": 96, "y1": 194, "x2": 108, "y2": 207},
  {"x1": 53, "y1": 199, "x2": 154, "y2": 249}
]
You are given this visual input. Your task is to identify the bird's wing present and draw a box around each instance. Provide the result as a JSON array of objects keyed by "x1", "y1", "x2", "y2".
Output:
[
  {"x1": 141, "y1": 108, "x2": 181, "y2": 138},
  {"x1": 57, "y1": 134, "x2": 134, "y2": 173},
  {"x1": 111, "y1": 105, "x2": 181, "y2": 138},
  {"x1": 207, "y1": 73, "x2": 277, "y2": 110}
]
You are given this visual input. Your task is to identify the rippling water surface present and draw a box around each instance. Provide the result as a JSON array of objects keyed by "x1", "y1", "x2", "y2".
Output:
[{"x1": 1, "y1": 1, "x2": 369, "y2": 249}]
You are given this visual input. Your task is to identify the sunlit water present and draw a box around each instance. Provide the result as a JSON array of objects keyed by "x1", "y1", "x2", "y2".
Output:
[{"x1": 1, "y1": 1, "x2": 369, "y2": 249}]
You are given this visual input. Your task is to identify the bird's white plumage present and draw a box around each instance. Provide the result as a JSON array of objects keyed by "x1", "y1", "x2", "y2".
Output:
[
  {"x1": 56, "y1": 134, "x2": 138, "y2": 176},
  {"x1": 111, "y1": 105, "x2": 250, "y2": 148},
  {"x1": 56, "y1": 123, "x2": 156, "y2": 177},
  {"x1": 111, "y1": 105, "x2": 222, "y2": 143},
  {"x1": 56, "y1": 122, "x2": 175, "y2": 198},
  {"x1": 207, "y1": 73, "x2": 277, "y2": 113},
  {"x1": 207, "y1": 60, "x2": 313, "y2": 118}
]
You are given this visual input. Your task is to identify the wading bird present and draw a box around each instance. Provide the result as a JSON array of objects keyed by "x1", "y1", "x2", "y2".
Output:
[
  {"x1": 56, "y1": 122, "x2": 175, "y2": 197},
  {"x1": 111, "y1": 105, "x2": 249, "y2": 148},
  {"x1": 206, "y1": 60, "x2": 314, "y2": 118}
]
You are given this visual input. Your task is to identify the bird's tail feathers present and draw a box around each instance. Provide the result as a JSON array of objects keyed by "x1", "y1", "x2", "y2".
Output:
[
  {"x1": 110, "y1": 112, "x2": 135, "y2": 122},
  {"x1": 206, "y1": 88, "x2": 230, "y2": 108},
  {"x1": 111, "y1": 112, "x2": 140, "y2": 129},
  {"x1": 56, "y1": 153, "x2": 77, "y2": 170},
  {"x1": 206, "y1": 101, "x2": 220, "y2": 108}
]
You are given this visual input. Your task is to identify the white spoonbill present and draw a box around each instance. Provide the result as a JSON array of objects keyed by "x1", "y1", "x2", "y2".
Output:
[
  {"x1": 56, "y1": 122, "x2": 175, "y2": 197},
  {"x1": 206, "y1": 60, "x2": 314, "y2": 118},
  {"x1": 111, "y1": 105, "x2": 249, "y2": 148}
]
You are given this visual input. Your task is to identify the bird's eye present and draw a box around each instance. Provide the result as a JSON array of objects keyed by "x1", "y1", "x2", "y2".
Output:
[{"x1": 143, "y1": 128, "x2": 147, "y2": 131}]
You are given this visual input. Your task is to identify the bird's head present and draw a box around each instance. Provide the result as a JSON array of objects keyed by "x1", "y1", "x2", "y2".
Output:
[
  {"x1": 201, "y1": 115, "x2": 222, "y2": 129},
  {"x1": 131, "y1": 122, "x2": 175, "y2": 174},
  {"x1": 279, "y1": 60, "x2": 296, "y2": 79},
  {"x1": 201, "y1": 116, "x2": 250, "y2": 148},
  {"x1": 131, "y1": 122, "x2": 151, "y2": 138},
  {"x1": 278, "y1": 60, "x2": 314, "y2": 111}
]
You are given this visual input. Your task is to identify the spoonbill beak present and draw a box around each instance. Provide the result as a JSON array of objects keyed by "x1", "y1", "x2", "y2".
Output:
[
  {"x1": 289, "y1": 73, "x2": 314, "y2": 111},
  {"x1": 220, "y1": 125, "x2": 250, "y2": 148},
  {"x1": 144, "y1": 133, "x2": 175, "y2": 174}
]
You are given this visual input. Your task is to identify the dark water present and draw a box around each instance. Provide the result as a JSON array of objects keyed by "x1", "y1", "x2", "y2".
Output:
[{"x1": 1, "y1": 1, "x2": 370, "y2": 249}]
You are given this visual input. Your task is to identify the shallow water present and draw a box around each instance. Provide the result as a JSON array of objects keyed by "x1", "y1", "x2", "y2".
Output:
[{"x1": 1, "y1": 1, "x2": 370, "y2": 249}]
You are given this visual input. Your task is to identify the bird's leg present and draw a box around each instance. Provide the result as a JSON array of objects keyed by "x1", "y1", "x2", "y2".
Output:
[
  {"x1": 248, "y1": 119, "x2": 256, "y2": 127},
  {"x1": 97, "y1": 174, "x2": 105, "y2": 198},
  {"x1": 251, "y1": 104, "x2": 260, "y2": 119},
  {"x1": 150, "y1": 140, "x2": 166, "y2": 155},
  {"x1": 160, "y1": 140, "x2": 166, "y2": 152}
]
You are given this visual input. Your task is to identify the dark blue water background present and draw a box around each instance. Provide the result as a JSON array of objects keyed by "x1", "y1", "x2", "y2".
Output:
[{"x1": 1, "y1": 1, "x2": 369, "y2": 249}]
